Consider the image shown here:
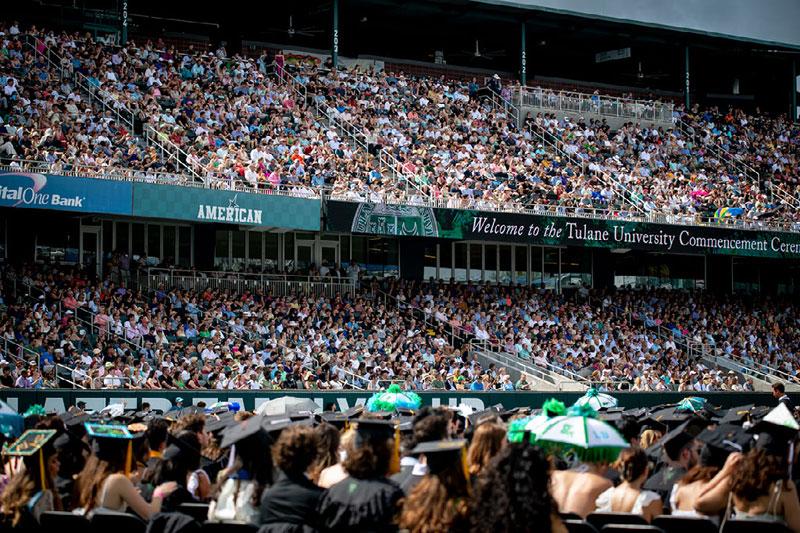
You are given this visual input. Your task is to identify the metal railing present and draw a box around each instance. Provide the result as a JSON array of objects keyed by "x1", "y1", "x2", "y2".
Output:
[
  {"x1": 0, "y1": 161, "x2": 325, "y2": 200},
  {"x1": 55, "y1": 363, "x2": 87, "y2": 389},
  {"x1": 25, "y1": 35, "x2": 136, "y2": 131},
  {"x1": 138, "y1": 268, "x2": 355, "y2": 297},
  {"x1": 142, "y1": 124, "x2": 205, "y2": 182},
  {"x1": 515, "y1": 86, "x2": 674, "y2": 124}
]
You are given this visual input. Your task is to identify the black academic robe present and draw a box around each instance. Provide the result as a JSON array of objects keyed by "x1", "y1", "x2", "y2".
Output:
[
  {"x1": 259, "y1": 471, "x2": 323, "y2": 532},
  {"x1": 316, "y1": 477, "x2": 403, "y2": 533},
  {"x1": 643, "y1": 464, "x2": 686, "y2": 512}
]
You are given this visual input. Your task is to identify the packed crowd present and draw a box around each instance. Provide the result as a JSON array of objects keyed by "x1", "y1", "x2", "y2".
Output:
[
  {"x1": 6, "y1": 263, "x2": 800, "y2": 393},
  {"x1": 2, "y1": 22, "x2": 798, "y2": 224},
  {"x1": 1, "y1": 390, "x2": 800, "y2": 532}
]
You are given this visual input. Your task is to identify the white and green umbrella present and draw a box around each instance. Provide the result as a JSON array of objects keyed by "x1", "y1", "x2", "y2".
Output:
[
  {"x1": 573, "y1": 388, "x2": 618, "y2": 411},
  {"x1": 507, "y1": 415, "x2": 563, "y2": 444},
  {"x1": 534, "y1": 414, "x2": 629, "y2": 462}
]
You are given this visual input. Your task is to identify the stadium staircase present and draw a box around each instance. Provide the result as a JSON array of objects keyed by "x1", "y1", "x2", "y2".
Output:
[
  {"x1": 377, "y1": 291, "x2": 587, "y2": 392},
  {"x1": 24, "y1": 35, "x2": 207, "y2": 183},
  {"x1": 274, "y1": 69, "x2": 430, "y2": 200},
  {"x1": 609, "y1": 302, "x2": 800, "y2": 392},
  {"x1": 487, "y1": 92, "x2": 648, "y2": 216}
]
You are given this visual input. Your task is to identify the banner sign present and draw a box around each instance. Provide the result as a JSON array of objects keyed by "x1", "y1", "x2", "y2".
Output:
[
  {"x1": 0, "y1": 172, "x2": 132, "y2": 215},
  {"x1": 326, "y1": 200, "x2": 800, "y2": 259},
  {"x1": 0, "y1": 390, "x2": 787, "y2": 415},
  {"x1": 132, "y1": 183, "x2": 321, "y2": 230}
]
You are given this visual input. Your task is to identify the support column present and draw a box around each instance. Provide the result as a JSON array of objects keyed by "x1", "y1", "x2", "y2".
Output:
[
  {"x1": 792, "y1": 59, "x2": 797, "y2": 122},
  {"x1": 332, "y1": 0, "x2": 339, "y2": 69},
  {"x1": 120, "y1": 0, "x2": 128, "y2": 45},
  {"x1": 520, "y1": 22, "x2": 527, "y2": 86},
  {"x1": 684, "y1": 45, "x2": 690, "y2": 109}
]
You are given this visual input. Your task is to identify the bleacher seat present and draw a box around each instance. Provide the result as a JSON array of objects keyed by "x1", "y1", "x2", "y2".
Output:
[
  {"x1": 721, "y1": 518, "x2": 791, "y2": 533},
  {"x1": 178, "y1": 503, "x2": 211, "y2": 522},
  {"x1": 40, "y1": 511, "x2": 91, "y2": 529},
  {"x1": 200, "y1": 521, "x2": 259, "y2": 533},
  {"x1": 601, "y1": 526, "x2": 664, "y2": 533},
  {"x1": 564, "y1": 518, "x2": 600, "y2": 533},
  {"x1": 652, "y1": 515, "x2": 718, "y2": 533},
  {"x1": 587, "y1": 512, "x2": 649, "y2": 531},
  {"x1": 561, "y1": 512, "x2": 584, "y2": 521},
  {"x1": 89, "y1": 509, "x2": 146, "y2": 533}
]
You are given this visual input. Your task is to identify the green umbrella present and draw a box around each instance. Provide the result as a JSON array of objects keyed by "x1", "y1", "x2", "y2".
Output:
[
  {"x1": 676, "y1": 397, "x2": 707, "y2": 413},
  {"x1": 534, "y1": 414, "x2": 629, "y2": 462},
  {"x1": 507, "y1": 415, "x2": 561, "y2": 444},
  {"x1": 573, "y1": 388, "x2": 618, "y2": 411}
]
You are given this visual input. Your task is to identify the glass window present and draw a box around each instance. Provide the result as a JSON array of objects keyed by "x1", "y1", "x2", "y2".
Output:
[
  {"x1": 283, "y1": 233, "x2": 294, "y2": 271},
  {"x1": 469, "y1": 244, "x2": 482, "y2": 282},
  {"x1": 561, "y1": 247, "x2": 592, "y2": 290},
  {"x1": 178, "y1": 227, "x2": 191, "y2": 267},
  {"x1": 130, "y1": 223, "x2": 144, "y2": 257},
  {"x1": 351, "y1": 236, "x2": 368, "y2": 266},
  {"x1": 543, "y1": 248, "x2": 560, "y2": 290},
  {"x1": 248, "y1": 232, "x2": 262, "y2": 271},
  {"x1": 439, "y1": 242, "x2": 453, "y2": 281},
  {"x1": 454, "y1": 243, "x2": 467, "y2": 282},
  {"x1": 36, "y1": 219, "x2": 79, "y2": 264},
  {"x1": 423, "y1": 244, "x2": 437, "y2": 281},
  {"x1": 499, "y1": 245, "x2": 512, "y2": 284},
  {"x1": 530, "y1": 247, "x2": 543, "y2": 287},
  {"x1": 214, "y1": 231, "x2": 229, "y2": 269},
  {"x1": 162, "y1": 226, "x2": 176, "y2": 265},
  {"x1": 484, "y1": 244, "x2": 497, "y2": 282},
  {"x1": 231, "y1": 231, "x2": 246, "y2": 271},
  {"x1": 147, "y1": 224, "x2": 161, "y2": 261},
  {"x1": 384, "y1": 238, "x2": 399, "y2": 278},
  {"x1": 340, "y1": 236, "x2": 350, "y2": 267},
  {"x1": 265, "y1": 233, "x2": 279, "y2": 272},
  {"x1": 116, "y1": 222, "x2": 129, "y2": 255},
  {"x1": 514, "y1": 246, "x2": 528, "y2": 285},
  {"x1": 102, "y1": 221, "x2": 113, "y2": 261}
]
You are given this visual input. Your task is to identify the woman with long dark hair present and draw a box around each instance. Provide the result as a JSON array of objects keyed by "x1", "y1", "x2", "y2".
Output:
[
  {"x1": 399, "y1": 440, "x2": 471, "y2": 533},
  {"x1": 466, "y1": 423, "x2": 505, "y2": 480},
  {"x1": 152, "y1": 431, "x2": 202, "y2": 512},
  {"x1": 309, "y1": 422, "x2": 339, "y2": 485},
  {"x1": 470, "y1": 442, "x2": 566, "y2": 533}
]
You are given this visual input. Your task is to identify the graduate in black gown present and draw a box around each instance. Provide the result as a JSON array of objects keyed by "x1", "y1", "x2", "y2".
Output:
[
  {"x1": 260, "y1": 424, "x2": 323, "y2": 532},
  {"x1": 317, "y1": 419, "x2": 404, "y2": 532},
  {"x1": 152, "y1": 430, "x2": 202, "y2": 512}
]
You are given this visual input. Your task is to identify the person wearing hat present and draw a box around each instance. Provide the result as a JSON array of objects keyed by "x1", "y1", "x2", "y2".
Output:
[
  {"x1": 471, "y1": 441, "x2": 566, "y2": 533},
  {"x1": 398, "y1": 440, "x2": 471, "y2": 533},
  {"x1": 0, "y1": 429, "x2": 60, "y2": 528},
  {"x1": 642, "y1": 418, "x2": 703, "y2": 508},
  {"x1": 74, "y1": 423, "x2": 176, "y2": 520},
  {"x1": 151, "y1": 430, "x2": 202, "y2": 512},
  {"x1": 391, "y1": 408, "x2": 449, "y2": 494},
  {"x1": 259, "y1": 425, "x2": 323, "y2": 531},
  {"x1": 317, "y1": 419, "x2": 404, "y2": 531}
]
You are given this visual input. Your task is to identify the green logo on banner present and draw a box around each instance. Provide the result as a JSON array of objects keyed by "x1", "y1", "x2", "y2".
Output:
[{"x1": 352, "y1": 203, "x2": 439, "y2": 237}]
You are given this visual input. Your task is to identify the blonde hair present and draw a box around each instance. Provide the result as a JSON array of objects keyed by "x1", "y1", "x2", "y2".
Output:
[
  {"x1": 640, "y1": 429, "x2": 663, "y2": 449},
  {"x1": 467, "y1": 423, "x2": 506, "y2": 476}
]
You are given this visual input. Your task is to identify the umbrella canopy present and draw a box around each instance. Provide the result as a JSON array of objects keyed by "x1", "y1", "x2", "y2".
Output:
[
  {"x1": 0, "y1": 400, "x2": 24, "y2": 439},
  {"x1": 534, "y1": 415, "x2": 629, "y2": 462},
  {"x1": 255, "y1": 396, "x2": 321, "y2": 416},
  {"x1": 99, "y1": 403, "x2": 125, "y2": 418},
  {"x1": 676, "y1": 397, "x2": 707, "y2": 413},
  {"x1": 507, "y1": 415, "x2": 563, "y2": 444},
  {"x1": 573, "y1": 388, "x2": 618, "y2": 411},
  {"x1": 366, "y1": 384, "x2": 422, "y2": 412}
]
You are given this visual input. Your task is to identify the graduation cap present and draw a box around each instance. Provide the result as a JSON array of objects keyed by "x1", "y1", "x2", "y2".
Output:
[
  {"x1": 467, "y1": 407, "x2": 502, "y2": 428},
  {"x1": 696, "y1": 423, "x2": 752, "y2": 468},
  {"x1": 85, "y1": 423, "x2": 136, "y2": 476},
  {"x1": 2, "y1": 429, "x2": 58, "y2": 490},
  {"x1": 650, "y1": 407, "x2": 696, "y2": 430},
  {"x1": 219, "y1": 416, "x2": 268, "y2": 449},
  {"x1": 317, "y1": 412, "x2": 350, "y2": 430},
  {"x1": 162, "y1": 432, "x2": 203, "y2": 462},
  {"x1": 747, "y1": 403, "x2": 799, "y2": 458},
  {"x1": 637, "y1": 416, "x2": 668, "y2": 435},
  {"x1": 352, "y1": 419, "x2": 401, "y2": 475},
  {"x1": 411, "y1": 439, "x2": 469, "y2": 478},
  {"x1": 205, "y1": 412, "x2": 237, "y2": 435},
  {"x1": 656, "y1": 418, "x2": 706, "y2": 462}
]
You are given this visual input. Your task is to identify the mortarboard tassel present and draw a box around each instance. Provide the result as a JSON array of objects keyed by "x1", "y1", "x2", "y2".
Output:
[
  {"x1": 38, "y1": 449, "x2": 46, "y2": 491},
  {"x1": 389, "y1": 425, "x2": 401, "y2": 475},
  {"x1": 124, "y1": 440, "x2": 133, "y2": 477},
  {"x1": 461, "y1": 445, "x2": 471, "y2": 494}
]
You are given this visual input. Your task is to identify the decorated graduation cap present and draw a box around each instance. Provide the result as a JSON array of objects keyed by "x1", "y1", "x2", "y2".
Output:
[
  {"x1": 85, "y1": 422, "x2": 136, "y2": 476},
  {"x1": 3, "y1": 429, "x2": 58, "y2": 490}
]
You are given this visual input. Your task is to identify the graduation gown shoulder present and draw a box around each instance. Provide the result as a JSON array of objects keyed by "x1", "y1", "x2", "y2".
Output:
[{"x1": 316, "y1": 477, "x2": 403, "y2": 532}]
